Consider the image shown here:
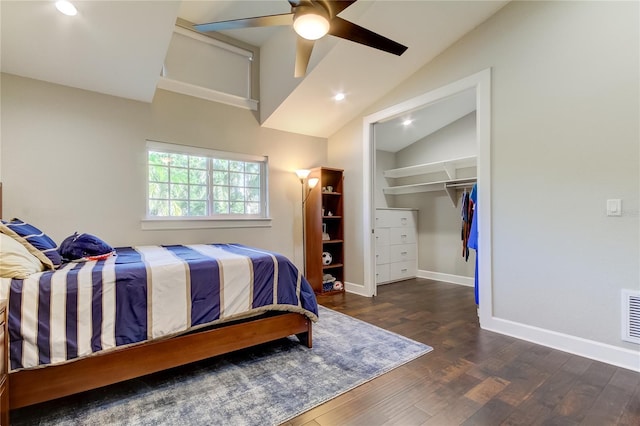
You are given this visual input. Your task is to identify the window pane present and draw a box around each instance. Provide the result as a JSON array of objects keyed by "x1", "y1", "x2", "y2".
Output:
[
  {"x1": 189, "y1": 156, "x2": 207, "y2": 169},
  {"x1": 189, "y1": 169, "x2": 207, "y2": 184},
  {"x1": 149, "y1": 183, "x2": 168, "y2": 199},
  {"x1": 230, "y1": 202, "x2": 245, "y2": 214},
  {"x1": 190, "y1": 201, "x2": 207, "y2": 216},
  {"x1": 246, "y1": 202, "x2": 260, "y2": 214},
  {"x1": 246, "y1": 188, "x2": 260, "y2": 202},
  {"x1": 214, "y1": 201, "x2": 229, "y2": 214},
  {"x1": 171, "y1": 168, "x2": 189, "y2": 184},
  {"x1": 245, "y1": 173, "x2": 260, "y2": 188},
  {"x1": 149, "y1": 165, "x2": 169, "y2": 182},
  {"x1": 171, "y1": 184, "x2": 188, "y2": 199},
  {"x1": 213, "y1": 171, "x2": 228, "y2": 185},
  {"x1": 245, "y1": 162, "x2": 260, "y2": 174},
  {"x1": 213, "y1": 186, "x2": 229, "y2": 201},
  {"x1": 149, "y1": 199, "x2": 169, "y2": 216},
  {"x1": 229, "y1": 161, "x2": 244, "y2": 172},
  {"x1": 189, "y1": 185, "x2": 207, "y2": 200},
  {"x1": 230, "y1": 187, "x2": 245, "y2": 202},
  {"x1": 170, "y1": 153, "x2": 189, "y2": 168},
  {"x1": 149, "y1": 151, "x2": 169, "y2": 166},
  {"x1": 229, "y1": 172, "x2": 243, "y2": 187},
  {"x1": 213, "y1": 159, "x2": 228, "y2": 170},
  {"x1": 170, "y1": 200, "x2": 188, "y2": 216}
]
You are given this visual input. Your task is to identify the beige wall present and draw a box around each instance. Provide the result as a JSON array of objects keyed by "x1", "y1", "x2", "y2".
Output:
[
  {"x1": 329, "y1": 1, "x2": 639, "y2": 351},
  {"x1": 0, "y1": 73, "x2": 327, "y2": 269}
]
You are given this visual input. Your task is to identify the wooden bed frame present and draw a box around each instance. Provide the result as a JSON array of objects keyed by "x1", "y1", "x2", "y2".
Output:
[{"x1": 0, "y1": 182, "x2": 313, "y2": 409}]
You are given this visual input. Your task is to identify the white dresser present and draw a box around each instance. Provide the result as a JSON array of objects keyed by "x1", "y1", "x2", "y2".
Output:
[{"x1": 375, "y1": 208, "x2": 418, "y2": 284}]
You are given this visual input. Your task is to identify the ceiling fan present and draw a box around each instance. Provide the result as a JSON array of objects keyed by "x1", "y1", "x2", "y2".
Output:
[{"x1": 193, "y1": 0, "x2": 408, "y2": 78}]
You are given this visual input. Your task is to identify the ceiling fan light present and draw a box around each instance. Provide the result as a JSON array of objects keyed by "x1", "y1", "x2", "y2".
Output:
[
  {"x1": 55, "y1": 0, "x2": 77, "y2": 16},
  {"x1": 293, "y1": 13, "x2": 330, "y2": 40}
]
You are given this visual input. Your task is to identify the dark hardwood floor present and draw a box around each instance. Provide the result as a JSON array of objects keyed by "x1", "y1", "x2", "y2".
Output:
[{"x1": 286, "y1": 279, "x2": 640, "y2": 426}]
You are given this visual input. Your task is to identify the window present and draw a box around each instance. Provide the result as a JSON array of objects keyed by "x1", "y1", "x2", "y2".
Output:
[{"x1": 146, "y1": 141, "x2": 268, "y2": 220}]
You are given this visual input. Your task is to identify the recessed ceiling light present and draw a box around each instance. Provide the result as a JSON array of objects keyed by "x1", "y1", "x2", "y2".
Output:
[
  {"x1": 402, "y1": 119, "x2": 413, "y2": 126},
  {"x1": 55, "y1": 0, "x2": 78, "y2": 16},
  {"x1": 334, "y1": 93, "x2": 346, "y2": 101}
]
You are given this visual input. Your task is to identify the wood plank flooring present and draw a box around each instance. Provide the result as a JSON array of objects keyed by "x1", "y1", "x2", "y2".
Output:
[{"x1": 285, "y1": 279, "x2": 640, "y2": 426}]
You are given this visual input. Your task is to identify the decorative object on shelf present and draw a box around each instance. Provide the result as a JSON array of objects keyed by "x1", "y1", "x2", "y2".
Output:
[
  {"x1": 326, "y1": 186, "x2": 333, "y2": 192},
  {"x1": 327, "y1": 211, "x2": 333, "y2": 217},
  {"x1": 295, "y1": 169, "x2": 320, "y2": 275},
  {"x1": 322, "y1": 251, "x2": 333, "y2": 265},
  {"x1": 333, "y1": 281, "x2": 343, "y2": 291},
  {"x1": 322, "y1": 223, "x2": 330, "y2": 241},
  {"x1": 322, "y1": 273, "x2": 336, "y2": 292}
]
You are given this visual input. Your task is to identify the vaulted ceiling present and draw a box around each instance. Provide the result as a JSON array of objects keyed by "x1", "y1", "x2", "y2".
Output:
[{"x1": 0, "y1": 1, "x2": 508, "y2": 139}]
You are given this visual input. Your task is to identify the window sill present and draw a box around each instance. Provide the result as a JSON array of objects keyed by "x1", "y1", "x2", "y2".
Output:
[{"x1": 141, "y1": 217, "x2": 272, "y2": 230}]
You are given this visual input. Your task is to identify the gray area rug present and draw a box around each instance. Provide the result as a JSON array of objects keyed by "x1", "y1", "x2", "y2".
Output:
[{"x1": 12, "y1": 306, "x2": 432, "y2": 425}]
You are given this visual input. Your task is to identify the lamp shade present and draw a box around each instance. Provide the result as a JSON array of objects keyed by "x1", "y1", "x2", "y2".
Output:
[
  {"x1": 295, "y1": 169, "x2": 311, "y2": 180},
  {"x1": 308, "y1": 177, "x2": 319, "y2": 188}
]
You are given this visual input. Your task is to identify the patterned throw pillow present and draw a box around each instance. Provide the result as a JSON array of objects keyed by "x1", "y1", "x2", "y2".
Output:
[{"x1": 0, "y1": 218, "x2": 62, "y2": 270}]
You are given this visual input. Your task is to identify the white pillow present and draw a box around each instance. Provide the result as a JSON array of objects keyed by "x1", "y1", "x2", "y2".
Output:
[{"x1": 0, "y1": 233, "x2": 45, "y2": 279}]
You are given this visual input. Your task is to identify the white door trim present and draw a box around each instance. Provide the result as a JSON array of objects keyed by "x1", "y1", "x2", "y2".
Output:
[{"x1": 361, "y1": 68, "x2": 493, "y2": 326}]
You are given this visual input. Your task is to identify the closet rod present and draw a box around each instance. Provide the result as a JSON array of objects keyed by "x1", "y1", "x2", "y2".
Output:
[{"x1": 445, "y1": 182, "x2": 476, "y2": 188}]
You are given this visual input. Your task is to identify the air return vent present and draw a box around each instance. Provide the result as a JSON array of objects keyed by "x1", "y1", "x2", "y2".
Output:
[{"x1": 622, "y1": 289, "x2": 640, "y2": 344}]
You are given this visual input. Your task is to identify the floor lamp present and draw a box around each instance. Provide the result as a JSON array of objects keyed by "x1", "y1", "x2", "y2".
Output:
[{"x1": 295, "y1": 169, "x2": 319, "y2": 276}]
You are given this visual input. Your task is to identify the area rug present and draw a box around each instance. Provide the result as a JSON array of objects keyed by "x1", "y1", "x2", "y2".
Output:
[{"x1": 11, "y1": 306, "x2": 432, "y2": 426}]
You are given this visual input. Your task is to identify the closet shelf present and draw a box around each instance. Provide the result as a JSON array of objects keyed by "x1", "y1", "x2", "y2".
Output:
[
  {"x1": 383, "y1": 155, "x2": 476, "y2": 179},
  {"x1": 383, "y1": 177, "x2": 476, "y2": 196}
]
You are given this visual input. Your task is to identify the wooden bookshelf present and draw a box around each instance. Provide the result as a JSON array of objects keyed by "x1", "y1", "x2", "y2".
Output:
[{"x1": 304, "y1": 167, "x2": 345, "y2": 294}]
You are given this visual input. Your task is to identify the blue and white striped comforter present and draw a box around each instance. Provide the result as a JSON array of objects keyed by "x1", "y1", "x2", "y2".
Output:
[{"x1": 0, "y1": 244, "x2": 318, "y2": 372}]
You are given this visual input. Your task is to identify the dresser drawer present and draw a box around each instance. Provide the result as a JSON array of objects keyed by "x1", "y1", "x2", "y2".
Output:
[
  {"x1": 389, "y1": 261, "x2": 417, "y2": 281},
  {"x1": 389, "y1": 244, "x2": 417, "y2": 263},
  {"x1": 374, "y1": 228, "x2": 390, "y2": 247},
  {"x1": 374, "y1": 209, "x2": 390, "y2": 229},
  {"x1": 375, "y1": 245, "x2": 389, "y2": 265},
  {"x1": 375, "y1": 264, "x2": 390, "y2": 284},
  {"x1": 389, "y1": 227, "x2": 416, "y2": 245},
  {"x1": 388, "y1": 210, "x2": 417, "y2": 228}
]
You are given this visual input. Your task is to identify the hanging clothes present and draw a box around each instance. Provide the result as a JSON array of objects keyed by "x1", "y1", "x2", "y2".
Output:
[
  {"x1": 460, "y1": 189, "x2": 474, "y2": 261},
  {"x1": 467, "y1": 183, "x2": 479, "y2": 305}
]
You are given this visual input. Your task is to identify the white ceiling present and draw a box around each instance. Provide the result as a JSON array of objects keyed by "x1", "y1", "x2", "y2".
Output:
[
  {"x1": 375, "y1": 88, "x2": 477, "y2": 153},
  {"x1": 0, "y1": 0, "x2": 508, "y2": 138}
]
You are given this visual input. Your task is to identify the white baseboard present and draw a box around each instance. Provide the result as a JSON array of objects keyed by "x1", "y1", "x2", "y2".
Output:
[
  {"x1": 418, "y1": 270, "x2": 474, "y2": 287},
  {"x1": 482, "y1": 316, "x2": 640, "y2": 373},
  {"x1": 344, "y1": 281, "x2": 370, "y2": 297},
  {"x1": 343, "y1": 276, "x2": 639, "y2": 372}
]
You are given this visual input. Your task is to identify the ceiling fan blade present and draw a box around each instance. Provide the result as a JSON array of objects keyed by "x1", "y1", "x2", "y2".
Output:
[
  {"x1": 295, "y1": 36, "x2": 315, "y2": 78},
  {"x1": 194, "y1": 13, "x2": 293, "y2": 33},
  {"x1": 324, "y1": 0, "x2": 358, "y2": 18},
  {"x1": 328, "y1": 16, "x2": 407, "y2": 56}
]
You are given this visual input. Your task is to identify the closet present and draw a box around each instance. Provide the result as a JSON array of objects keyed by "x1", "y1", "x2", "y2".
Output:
[{"x1": 374, "y1": 90, "x2": 477, "y2": 287}]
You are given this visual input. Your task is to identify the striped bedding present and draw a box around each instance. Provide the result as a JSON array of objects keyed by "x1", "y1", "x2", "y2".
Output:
[{"x1": 0, "y1": 243, "x2": 318, "y2": 372}]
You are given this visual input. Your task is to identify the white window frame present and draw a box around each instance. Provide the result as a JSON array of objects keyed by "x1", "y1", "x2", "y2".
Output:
[{"x1": 142, "y1": 140, "x2": 271, "y2": 230}]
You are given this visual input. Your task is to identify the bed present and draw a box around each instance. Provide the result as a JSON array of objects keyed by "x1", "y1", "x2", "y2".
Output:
[{"x1": 0, "y1": 183, "x2": 318, "y2": 410}]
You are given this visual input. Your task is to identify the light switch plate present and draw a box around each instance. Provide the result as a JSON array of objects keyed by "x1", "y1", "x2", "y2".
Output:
[{"x1": 607, "y1": 199, "x2": 622, "y2": 216}]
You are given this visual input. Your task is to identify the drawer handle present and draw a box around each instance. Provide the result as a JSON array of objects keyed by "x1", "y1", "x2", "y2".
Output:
[
  {"x1": 401, "y1": 251, "x2": 407, "y2": 255},
  {"x1": 401, "y1": 268, "x2": 408, "y2": 272},
  {"x1": 401, "y1": 234, "x2": 407, "y2": 238},
  {"x1": 401, "y1": 218, "x2": 407, "y2": 223},
  {"x1": 376, "y1": 254, "x2": 379, "y2": 258}
]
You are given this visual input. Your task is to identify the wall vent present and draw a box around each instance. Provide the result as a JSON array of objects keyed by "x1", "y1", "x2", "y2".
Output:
[{"x1": 622, "y1": 289, "x2": 640, "y2": 345}]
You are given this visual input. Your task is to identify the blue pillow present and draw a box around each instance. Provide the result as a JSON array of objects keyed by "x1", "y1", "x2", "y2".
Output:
[
  {"x1": 0, "y1": 218, "x2": 62, "y2": 269},
  {"x1": 59, "y1": 232, "x2": 115, "y2": 262}
]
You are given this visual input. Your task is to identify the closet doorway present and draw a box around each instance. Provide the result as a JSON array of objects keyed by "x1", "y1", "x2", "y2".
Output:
[{"x1": 361, "y1": 69, "x2": 493, "y2": 326}]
